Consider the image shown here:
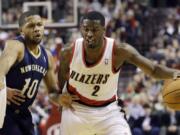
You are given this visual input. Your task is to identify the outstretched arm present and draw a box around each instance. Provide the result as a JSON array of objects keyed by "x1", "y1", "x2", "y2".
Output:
[
  {"x1": 44, "y1": 44, "x2": 78, "y2": 108},
  {"x1": 58, "y1": 45, "x2": 73, "y2": 92},
  {"x1": 114, "y1": 43, "x2": 180, "y2": 80},
  {"x1": 57, "y1": 44, "x2": 79, "y2": 109},
  {"x1": 43, "y1": 49, "x2": 60, "y2": 106},
  {"x1": 0, "y1": 40, "x2": 24, "y2": 89}
]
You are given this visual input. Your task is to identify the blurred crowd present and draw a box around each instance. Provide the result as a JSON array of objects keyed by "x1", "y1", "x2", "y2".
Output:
[{"x1": 0, "y1": 0, "x2": 180, "y2": 135}]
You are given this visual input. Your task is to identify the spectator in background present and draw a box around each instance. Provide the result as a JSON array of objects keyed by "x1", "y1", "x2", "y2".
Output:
[
  {"x1": 128, "y1": 95, "x2": 145, "y2": 131},
  {"x1": 50, "y1": 37, "x2": 63, "y2": 73},
  {"x1": 131, "y1": 103, "x2": 161, "y2": 135},
  {"x1": 39, "y1": 103, "x2": 61, "y2": 135},
  {"x1": 142, "y1": 104, "x2": 161, "y2": 135},
  {"x1": 161, "y1": 107, "x2": 180, "y2": 135}
]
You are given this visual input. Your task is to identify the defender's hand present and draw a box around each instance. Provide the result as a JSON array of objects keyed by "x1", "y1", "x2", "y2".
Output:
[
  {"x1": 7, "y1": 87, "x2": 26, "y2": 106},
  {"x1": 59, "y1": 93, "x2": 79, "y2": 111}
]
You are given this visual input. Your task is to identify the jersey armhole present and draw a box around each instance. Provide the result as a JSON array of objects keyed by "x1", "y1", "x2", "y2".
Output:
[
  {"x1": 112, "y1": 41, "x2": 121, "y2": 74},
  {"x1": 69, "y1": 41, "x2": 76, "y2": 66},
  {"x1": 41, "y1": 46, "x2": 49, "y2": 69}
]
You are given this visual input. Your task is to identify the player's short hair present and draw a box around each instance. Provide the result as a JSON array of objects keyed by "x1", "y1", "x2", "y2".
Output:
[
  {"x1": 81, "y1": 11, "x2": 105, "y2": 27},
  {"x1": 19, "y1": 11, "x2": 39, "y2": 27}
]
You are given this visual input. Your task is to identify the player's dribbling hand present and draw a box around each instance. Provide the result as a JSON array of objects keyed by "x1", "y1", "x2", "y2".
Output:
[
  {"x1": 7, "y1": 87, "x2": 26, "y2": 106},
  {"x1": 59, "y1": 93, "x2": 79, "y2": 111}
]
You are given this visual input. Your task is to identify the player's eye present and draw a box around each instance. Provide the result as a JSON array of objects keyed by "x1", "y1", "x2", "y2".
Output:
[
  {"x1": 37, "y1": 22, "x2": 43, "y2": 26},
  {"x1": 27, "y1": 24, "x2": 34, "y2": 28},
  {"x1": 83, "y1": 28, "x2": 88, "y2": 32}
]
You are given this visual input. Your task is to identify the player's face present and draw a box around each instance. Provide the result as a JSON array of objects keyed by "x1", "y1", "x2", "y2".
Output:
[
  {"x1": 21, "y1": 15, "x2": 44, "y2": 44},
  {"x1": 81, "y1": 19, "x2": 105, "y2": 49}
]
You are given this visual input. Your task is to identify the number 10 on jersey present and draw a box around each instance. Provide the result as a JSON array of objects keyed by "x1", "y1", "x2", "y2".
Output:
[{"x1": 21, "y1": 78, "x2": 39, "y2": 98}]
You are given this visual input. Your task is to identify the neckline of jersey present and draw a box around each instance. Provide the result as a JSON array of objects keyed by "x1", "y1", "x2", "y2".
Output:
[{"x1": 82, "y1": 37, "x2": 107, "y2": 68}]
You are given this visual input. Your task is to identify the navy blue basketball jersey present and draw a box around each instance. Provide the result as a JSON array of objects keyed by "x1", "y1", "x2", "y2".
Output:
[{"x1": 6, "y1": 36, "x2": 49, "y2": 110}]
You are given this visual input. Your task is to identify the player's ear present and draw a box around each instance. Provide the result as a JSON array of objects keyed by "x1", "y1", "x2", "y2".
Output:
[
  {"x1": 102, "y1": 27, "x2": 105, "y2": 34},
  {"x1": 80, "y1": 24, "x2": 83, "y2": 34},
  {"x1": 103, "y1": 27, "x2": 106, "y2": 33},
  {"x1": 19, "y1": 27, "x2": 24, "y2": 36},
  {"x1": 103, "y1": 27, "x2": 105, "y2": 31}
]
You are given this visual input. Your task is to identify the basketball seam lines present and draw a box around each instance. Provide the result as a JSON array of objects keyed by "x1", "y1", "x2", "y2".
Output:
[
  {"x1": 162, "y1": 89, "x2": 180, "y2": 97},
  {"x1": 163, "y1": 102, "x2": 180, "y2": 104}
]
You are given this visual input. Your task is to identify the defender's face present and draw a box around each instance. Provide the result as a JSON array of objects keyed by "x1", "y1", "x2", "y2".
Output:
[
  {"x1": 81, "y1": 19, "x2": 105, "y2": 49},
  {"x1": 21, "y1": 15, "x2": 44, "y2": 44}
]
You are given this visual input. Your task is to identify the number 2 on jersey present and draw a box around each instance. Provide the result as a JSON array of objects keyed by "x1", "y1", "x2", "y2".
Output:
[
  {"x1": 92, "y1": 85, "x2": 100, "y2": 96},
  {"x1": 21, "y1": 78, "x2": 39, "y2": 98}
]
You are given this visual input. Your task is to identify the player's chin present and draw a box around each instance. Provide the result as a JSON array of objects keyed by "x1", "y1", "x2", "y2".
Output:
[
  {"x1": 87, "y1": 44, "x2": 97, "y2": 49},
  {"x1": 34, "y1": 36, "x2": 42, "y2": 42},
  {"x1": 33, "y1": 38, "x2": 42, "y2": 44}
]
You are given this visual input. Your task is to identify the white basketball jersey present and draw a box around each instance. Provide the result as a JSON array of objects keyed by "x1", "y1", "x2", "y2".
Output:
[{"x1": 68, "y1": 37, "x2": 120, "y2": 106}]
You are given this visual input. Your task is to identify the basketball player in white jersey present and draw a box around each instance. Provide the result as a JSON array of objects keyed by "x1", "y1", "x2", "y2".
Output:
[{"x1": 57, "y1": 11, "x2": 180, "y2": 135}]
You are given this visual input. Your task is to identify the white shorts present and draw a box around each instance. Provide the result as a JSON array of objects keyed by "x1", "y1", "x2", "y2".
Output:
[{"x1": 60, "y1": 102, "x2": 132, "y2": 135}]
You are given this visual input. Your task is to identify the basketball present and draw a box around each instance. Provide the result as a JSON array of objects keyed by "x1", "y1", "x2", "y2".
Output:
[{"x1": 162, "y1": 79, "x2": 180, "y2": 110}]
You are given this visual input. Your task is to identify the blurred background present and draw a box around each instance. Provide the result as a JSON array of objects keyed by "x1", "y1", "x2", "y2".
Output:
[{"x1": 0, "y1": 0, "x2": 180, "y2": 135}]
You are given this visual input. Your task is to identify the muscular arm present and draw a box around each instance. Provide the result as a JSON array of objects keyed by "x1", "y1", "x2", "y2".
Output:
[
  {"x1": 114, "y1": 43, "x2": 179, "y2": 79},
  {"x1": 43, "y1": 50, "x2": 59, "y2": 105},
  {"x1": 58, "y1": 44, "x2": 74, "y2": 92},
  {"x1": 44, "y1": 44, "x2": 73, "y2": 106},
  {"x1": 0, "y1": 40, "x2": 23, "y2": 89}
]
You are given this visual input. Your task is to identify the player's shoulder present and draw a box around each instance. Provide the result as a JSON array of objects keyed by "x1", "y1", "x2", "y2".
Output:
[
  {"x1": 44, "y1": 47, "x2": 52, "y2": 57},
  {"x1": 5, "y1": 39, "x2": 24, "y2": 51},
  {"x1": 113, "y1": 42, "x2": 139, "y2": 61},
  {"x1": 116, "y1": 42, "x2": 132, "y2": 50},
  {"x1": 61, "y1": 43, "x2": 74, "y2": 57},
  {"x1": 114, "y1": 42, "x2": 133, "y2": 54},
  {"x1": 6, "y1": 39, "x2": 24, "y2": 46}
]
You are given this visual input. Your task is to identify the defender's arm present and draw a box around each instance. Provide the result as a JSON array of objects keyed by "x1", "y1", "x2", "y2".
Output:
[{"x1": 0, "y1": 40, "x2": 24, "y2": 89}]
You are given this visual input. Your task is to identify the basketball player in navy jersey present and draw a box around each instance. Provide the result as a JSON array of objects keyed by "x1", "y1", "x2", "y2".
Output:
[
  {"x1": 57, "y1": 11, "x2": 180, "y2": 135},
  {"x1": 0, "y1": 11, "x2": 60, "y2": 135}
]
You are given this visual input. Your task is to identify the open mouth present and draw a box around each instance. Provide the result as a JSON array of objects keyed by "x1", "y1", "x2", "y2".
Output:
[
  {"x1": 87, "y1": 39, "x2": 94, "y2": 45},
  {"x1": 34, "y1": 34, "x2": 41, "y2": 39},
  {"x1": 36, "y1": 34, "x2": 41, "y2": 37}
]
